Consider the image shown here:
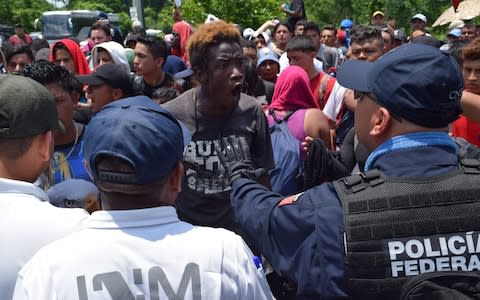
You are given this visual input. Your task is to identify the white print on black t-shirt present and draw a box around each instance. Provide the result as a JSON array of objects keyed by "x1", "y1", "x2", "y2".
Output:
[
  {"x1": 388, "y1": 231, "x2": 480, "y2": 277},
  {"x1": 183, "y1": 136, "x2": 249, "y2": 194}
]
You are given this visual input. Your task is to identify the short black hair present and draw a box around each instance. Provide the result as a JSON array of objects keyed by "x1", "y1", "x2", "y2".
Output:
[
  {"x1": 21, "y1": 60, "x2": 81, "y2": 95},
  {"x1": 322, "y1": 24, "x2": 337, "y2": 35},
  {"x1": 240, "y1": 39, "x2": 256, "y2": 50},
  {"x1": 30, "y1": 38, "x2": 50, "y2": 52},
  {"x1": 274, "y1": 21, "x2": 293, "y2": 35},
  {"x1": 303, "y1": 22, "x2": 321, "y2": 35},
  {"x1": 350, "y1": 25, "x2": 384, "y2": 48},
  {"x1": 295, "y1": 20, "x2": 308, "y2": 28},
  {"x1": 286, "y1": 35, "x2": 316, "y2": 53},
  {"x1": 5, "y1": 45, "x2": 34, "y2": 64},
  {"x1": 136, "y1": 36, "x2": 168, "y2": 65}
]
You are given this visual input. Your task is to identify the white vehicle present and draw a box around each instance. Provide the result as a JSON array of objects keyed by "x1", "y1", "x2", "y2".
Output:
[{"x1": 35, "y1": 10, "x2": 120, "y2": 43}]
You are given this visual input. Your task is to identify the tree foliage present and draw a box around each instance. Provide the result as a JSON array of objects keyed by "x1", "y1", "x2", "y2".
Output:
[
  {"x1": 0, "y1": 0, "x2": 469, "y2": 37},
  {"x1": 0, "y1": 0, "x2": 53, "y2": 31}
]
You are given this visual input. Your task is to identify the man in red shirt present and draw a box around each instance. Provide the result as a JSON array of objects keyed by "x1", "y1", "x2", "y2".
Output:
[
  {"x1": 451, "y1": 39, "x2": 480, "y2": 147},
  {"x1": 171, "y1": 7, "x2": 193, "y2": 64},
  {"x1": 8, "y1": 24, "x2": 32, "y2": 46}
]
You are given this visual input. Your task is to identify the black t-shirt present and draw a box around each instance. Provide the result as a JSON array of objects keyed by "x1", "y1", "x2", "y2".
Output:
[
  {"x1": 162, "y1": 89, "x2": 275, "y2": 234},
  {"x1": 287, "y1": 0, "x2": 306, "y2": 31},
  {"x1": 132, "y1": 72, "x2": 174, "y2": 98}
]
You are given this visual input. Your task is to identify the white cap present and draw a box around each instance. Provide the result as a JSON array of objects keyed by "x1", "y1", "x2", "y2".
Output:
[
  {"x1": 411, "y1": 13, "x2": 427, "y2": 24},
  {"x1": 243, "y1": 28, "x2": 255, "y2": 40}
]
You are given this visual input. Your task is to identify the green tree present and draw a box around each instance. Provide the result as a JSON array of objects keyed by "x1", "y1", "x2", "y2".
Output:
[{"x1": 0, "y1": 0, "x2": 53, "y2": 31}]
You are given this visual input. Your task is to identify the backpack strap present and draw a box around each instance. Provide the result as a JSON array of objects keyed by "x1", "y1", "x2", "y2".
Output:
[
  {"x1": 269, "y1": 108, "x2": 297, "y2": 124},
  {"x1": 460, "y1": 158, "x2": 480, "y2": 174}
]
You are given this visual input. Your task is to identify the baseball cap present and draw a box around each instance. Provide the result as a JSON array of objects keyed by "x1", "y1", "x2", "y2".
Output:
[
  {"x1": 257, "y1": 48, "x2": 279, "y2": 68},
  {"x1": 372, "y1": 11, "x2": 385, "y2": 17},
  {"x1": 84, "y1": 96, "x2": 191, "y2": 184},
  {"x1": 340, "y1": 19, "x2": 353, "y2": 29},
  {"x1": 336, "y1": 43, "x2": 463, "y2": 128},
  {"x1": 411, "y1": 13, "x2": 427, "y2": 23},
  {"x1": 394, "y1": 29, "x2": 408, "y2": 42},
  {"x1": 77, "y1": 64, "x2": 132, "y2": 96},
  {"x1": 243, "y1": 28, "x2": 255, "y2": 40},
  {"x1": 447, "y1": 28, "x2": 462, "y2": 38},
  {"x1": 0, "y1": 75, "x2": 63, "y2": 138},
  {"x1": 47, "y1": 179, "x2": 98, "y2": 208},
  {"x1": 97, "y1": 12, "x2": 108, "y2": 20},
  {"x1": 174, "y1": 68, "x2": 193, "y2": 79}
]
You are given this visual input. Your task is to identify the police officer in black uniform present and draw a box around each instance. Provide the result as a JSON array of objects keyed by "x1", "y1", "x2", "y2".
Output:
[{"x1": 218, "y1": 43, "x2": 480, "y2": 299}]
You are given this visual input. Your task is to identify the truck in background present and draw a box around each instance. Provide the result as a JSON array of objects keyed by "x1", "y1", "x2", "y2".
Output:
[{"x1": 35, "y1": 10, "x2": 120, "y2": 43}]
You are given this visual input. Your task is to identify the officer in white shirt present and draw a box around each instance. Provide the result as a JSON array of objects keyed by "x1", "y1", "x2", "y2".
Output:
[
  {"x1": 0, "y1": 75, "x2": 89, "y2": 300},
  {"x1": 13, "y1": 96, "x2": 273, "y2": 300}
]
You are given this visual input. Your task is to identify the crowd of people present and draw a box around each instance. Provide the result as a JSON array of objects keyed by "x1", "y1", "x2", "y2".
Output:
[{"x1": 2, "y1": 0, "x2": 480, "y2": 298}]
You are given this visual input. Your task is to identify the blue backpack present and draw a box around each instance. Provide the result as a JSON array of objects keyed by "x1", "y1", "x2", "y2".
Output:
[{"x1": 268, "y1": 109, "x2": 303, "y2": 195}]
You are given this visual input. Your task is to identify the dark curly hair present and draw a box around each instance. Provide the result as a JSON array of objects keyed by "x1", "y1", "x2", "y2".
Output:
[
  {"x1": 187, "y1": 21, "x2": 241, "y2": 72},
  {"x1": 21, "y1": 60, "x2": 81, "y2": 94}
]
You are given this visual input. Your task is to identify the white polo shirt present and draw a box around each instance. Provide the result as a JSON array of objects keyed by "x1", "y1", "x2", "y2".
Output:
[
  {"x1": 0, "y1": 178, "x2": 88, "y2": 300},
  {"x1": 14, "y1": 206, "x2": 273, "y2": 299}
]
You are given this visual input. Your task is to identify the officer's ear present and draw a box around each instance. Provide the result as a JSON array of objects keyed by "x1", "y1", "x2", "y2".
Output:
[{"x1": 370, "y1": 106, "x2": 392, "y2": 137}]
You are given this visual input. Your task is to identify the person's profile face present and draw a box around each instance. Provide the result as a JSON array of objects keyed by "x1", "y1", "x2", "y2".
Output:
[
  {"x1": 463, "y1": 59, "x2": 480, "y2": 95},
  {"x1": 44, "y1": 83, "x2": 75, "y2": 143},
  {"x1": 294, "y1": 25, "x2": 305, "y2": 36},
  {"x1": 133, "y1": 42, "x2": 157, "y2": 76},
  {"x1": 85, "y1": 84, "x2": 117, "y2": 114},
  {"x1": 381, "y1": 31, "x2": 393, "y2": 52},
  {"x1": 354, "y1": 93, "x2": 380, "y2": 151}
]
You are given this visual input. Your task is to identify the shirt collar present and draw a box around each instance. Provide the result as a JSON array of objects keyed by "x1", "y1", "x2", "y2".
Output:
[
  {"x1": 88, "y1": 206, "x2": 179, "y2": 229},
  {"x1": 365, "y1": 132, "x2": 456, "y2": 171},
  {"x1": 0, "y1": 178, "x2": 49, "y2": 201}
]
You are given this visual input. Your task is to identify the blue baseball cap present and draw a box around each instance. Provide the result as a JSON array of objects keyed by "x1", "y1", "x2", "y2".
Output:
[
  {"x1": 447, "y1": 28, "x2": 462, "y2": 38},
  {"x1": 336, "y1": 43, "x2": 463, "y2": 128},
  {"x1": 340, "y1": 19, "x2": 353, "y2": 29},
  {"x1": 84, "y1": 96, "x2": 191, "y2": 184}
]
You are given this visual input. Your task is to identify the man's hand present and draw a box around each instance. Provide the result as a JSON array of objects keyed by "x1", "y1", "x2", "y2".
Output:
[{"x1": 215, "y1": 136, "x2": 267, "y2": 185}]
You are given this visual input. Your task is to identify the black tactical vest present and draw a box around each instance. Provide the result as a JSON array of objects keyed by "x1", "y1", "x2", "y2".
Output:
[{"x1": 333, "y1": 159, "x2": 480, "y2": 300}]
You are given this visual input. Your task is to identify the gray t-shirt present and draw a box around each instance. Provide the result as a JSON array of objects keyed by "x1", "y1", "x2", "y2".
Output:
[{"x1": 162, "y1": 89, "x2": 275, "y2": 234}]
